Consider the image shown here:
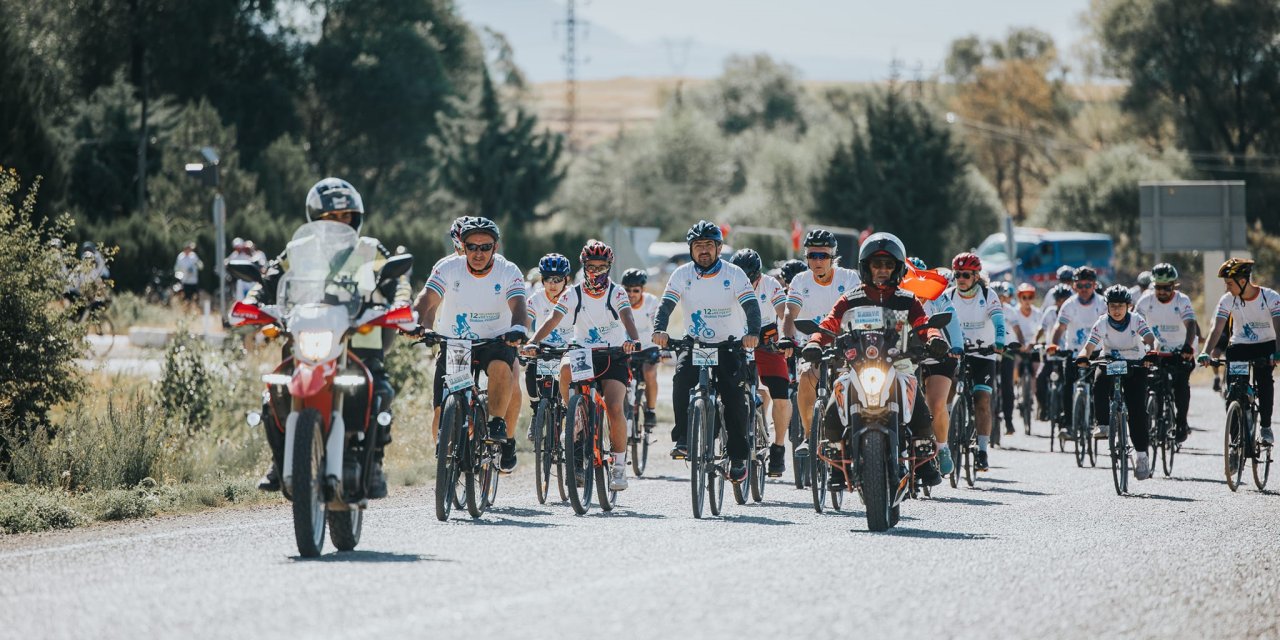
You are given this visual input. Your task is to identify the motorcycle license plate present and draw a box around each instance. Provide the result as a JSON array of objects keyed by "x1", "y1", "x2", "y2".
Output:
[
  {"x1": 445, "y1": 340, "x2": 473, "y2": 392},
  {"x1": 1228, "y1": 361, "x2": 1250, "y2": 376},
  {"x1": 692, "y1": 347, "x2": 719, "y2": 367},
  {"x1": 568, "y1": 348, "x2": 595, "y2": 382},
  {"x1": 1106, "y1": 360, "x2": 1127, "y2": 375},
  {"x1": 851, "y1": 306, "x2": 885, "y2": 330},
  {"x1": 536, "y1": 359, "x2": 559, "y2": 376}
]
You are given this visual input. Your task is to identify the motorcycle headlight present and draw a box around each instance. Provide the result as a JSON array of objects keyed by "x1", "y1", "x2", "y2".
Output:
[
  {"x1": 858, "y1": 367, "x2": 887, "y2": 406},
  {"x1": 297, "y1": 330, "x2": 335, "y2": 361}
]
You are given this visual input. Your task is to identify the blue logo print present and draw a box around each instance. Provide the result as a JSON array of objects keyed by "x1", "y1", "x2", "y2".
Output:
[
  {"x1": 723, "y1": 279, "x2": 731, "y2": 289},
  {"x1": 586, "y1": 327, "x2": 605, "y2": 344},
  {"x1": 838, "y1": 285, "x2": 845, "y2": 293},
  {"x1": 493, "y1": 284, "x2": 501, "y2": 292},
  {"x1": 690, "y1": 310, "x2": 716, "y2": 339},
  {"x1": 454, "y1": 313, "x2": 480, "y2": 339},
  {"x1": 1075, "y1": 328, "x2": 1086, "y2": 345},
  {"x1": 1244, "y1": 323, "x2": 1260, "y2": 341}
]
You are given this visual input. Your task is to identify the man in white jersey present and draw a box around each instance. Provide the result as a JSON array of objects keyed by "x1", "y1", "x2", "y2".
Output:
[
  {"x1": 943, "y1": 252, "x2": 1006, "y2": 471},
  {"x1": 653, "y1": 221, "x2": 761, "y2": 483},
  {"x1": 731, "y1": 248, "x2": 793, "y2": 477},
  {"x1": 1077, "y1": 285, "x2": 1157, "y2": 478},
  {"x1": 524, "y1": 253, "x2": 573, "y2": 419},
  {"x1": 780, "y1": 228, "x2": 861, "y2": 453},
  {"x1": 1035, "y1": 283, "x2": 1074, "y2": 419},
  {"x1": 1198, "y1": 258, "x2": 1280, "y2": 445},
  {"x1": 526, "y1": 241, "x2": 640, "y2": 490},
  {"x1": 1008, "y1": 283, "x2": 1042, "y2": 430},
  {"x1": 413, "y1": 217, "x2": 528, "y2": 472},
  {"x1": 1135, "y1": 263, "x2": 1199, "y2": 442},
  {"x1": 1048, "y1": 266, "x2": 1107, "y2": 440},
  {"x1": 1042, "y1": 265, "x2": 1075, "y2": 310},
  {"x1": 621, "y1": 268, "x2": 661, "y2": 432}
]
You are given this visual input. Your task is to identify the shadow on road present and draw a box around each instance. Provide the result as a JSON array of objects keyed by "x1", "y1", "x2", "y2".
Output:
[
  {"x1": 600, "y1": 509, "x2": 667, "y2": 520},
  {"x1": 720, "y1": 514, "x2": 795, "y2": 526},
  {"x1": 857, "y1": 527, "x2": 995, "y2": 540},
  {"x1": 978, "y1": 486, "x2": 1051, "y2": 497},
  {"x1": 1163, "y1": 476, "x2": 1224, "y2": 485},
  {"x1": 295, "y1": 550, "x2": 453, "y2": 563},
  {"x1": 1128, "y1": 493, "x2": 1196, "y2": 502},
  {"x1": 929, "y1": 496, "x2": 1005, "y2": 507},
  {"x1": 490, "y1": 507, "x2": 554, "y2": 518},
  {"x1": 468, "y1": 516, "x2": 559, "y2": 529}
]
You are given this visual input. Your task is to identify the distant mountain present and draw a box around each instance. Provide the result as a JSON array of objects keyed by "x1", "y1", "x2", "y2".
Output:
[{"x1": 456, "y1": 0, "x2": 892, "y2": 82}]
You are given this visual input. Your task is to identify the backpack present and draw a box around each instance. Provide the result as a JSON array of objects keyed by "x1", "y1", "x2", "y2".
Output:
[{"x1": 571, "y1": 283, "x2": 619, "y2": 325}]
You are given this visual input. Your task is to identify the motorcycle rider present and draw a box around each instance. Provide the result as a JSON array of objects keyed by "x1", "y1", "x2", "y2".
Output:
[
  {"x1": 782, "y1": 229, "x2": 862, "y2": 454},
  {"x1": 940, "y1": 252, "x2": 1006, "y2": 471},
  {"x1": 802, "y1": 233, "x2": 950, "y2": 488},
  {"x1": 621, "y1": 268, "x2": 661, "y2": 433},
  {"x1": 652, "y1": 221, "x2": 761, "y2": 484},
  {"x1": 413, "y1": 217, "x2": 528, "y2": 472},
  {"x1": 250, "y1": 178, "x2": 411, "y2": 499},
  {"x1": 731, "y1": 248, "x2": 793, "y2": 477},
  {"x1": 1134, "y1": 263, "x2": 1198, "y2": 443}
]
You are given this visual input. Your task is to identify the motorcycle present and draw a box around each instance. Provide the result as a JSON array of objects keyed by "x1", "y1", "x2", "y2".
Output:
[
  {"x1": 228, "y1": 221, "x2": 413, "y2": 557},
  {"x1": 797, "y1": 308, "x2": 950, "y2": 532}
]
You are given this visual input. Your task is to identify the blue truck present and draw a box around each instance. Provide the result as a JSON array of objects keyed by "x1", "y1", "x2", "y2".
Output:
[{"x1": 976, "y1": 228, "x2": 1114, "y2": 289}]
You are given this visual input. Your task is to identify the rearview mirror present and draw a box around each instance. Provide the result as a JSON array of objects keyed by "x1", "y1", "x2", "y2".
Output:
[
  {"x1": 226, "y1": 259, "x2": 263, "y2": 284},
  {"x1": 926, "y1": 312, "x2": 952, "y2": 329},
  {"x1": 378, "y1": 254, "x2": 413, "y2": 286}
]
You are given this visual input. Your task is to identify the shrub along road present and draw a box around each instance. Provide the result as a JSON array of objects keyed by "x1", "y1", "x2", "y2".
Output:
[{"x1": 0, "y1": 385, "x2": 1277, "y2": 638}]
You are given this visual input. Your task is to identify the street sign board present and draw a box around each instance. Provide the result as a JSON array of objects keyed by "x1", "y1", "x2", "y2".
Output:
[{"x1": 1139, "y1": 181, "x2": 1246, "y2": 253}]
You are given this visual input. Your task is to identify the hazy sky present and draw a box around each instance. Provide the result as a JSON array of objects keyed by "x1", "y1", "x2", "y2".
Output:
[{"x1": 458, "y1": 0, "x2": 1094, "y2": 81}]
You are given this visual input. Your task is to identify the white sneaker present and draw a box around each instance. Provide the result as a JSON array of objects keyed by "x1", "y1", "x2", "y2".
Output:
[
  {"x1": 609, "y1": 463, "x2": 629, "y2": 491},
  {"x1": 1135, "y1": 453, "x2": 1152, "y2": 480}
]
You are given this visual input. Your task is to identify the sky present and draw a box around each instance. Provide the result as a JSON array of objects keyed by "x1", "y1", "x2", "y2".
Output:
[{"x1": 456, "y1": 0, "x2": 1095, "y2": 82}]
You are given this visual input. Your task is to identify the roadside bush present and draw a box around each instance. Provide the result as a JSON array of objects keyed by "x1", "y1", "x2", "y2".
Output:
[
  {"x1": 156, "y1": 331, "x2": 225, "y2": 430},
  {"x1": 0, "y1": 485, "x2": 88, "y2": 534}
]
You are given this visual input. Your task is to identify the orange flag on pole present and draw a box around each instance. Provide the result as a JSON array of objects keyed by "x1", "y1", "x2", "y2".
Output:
[{"x1": 900, "y1": 261, "x2": 949, "y2": 301}]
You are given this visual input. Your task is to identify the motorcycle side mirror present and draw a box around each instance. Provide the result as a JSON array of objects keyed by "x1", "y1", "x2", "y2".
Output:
[
  {"x1": 226, "y1": 259, "x2": 263, "y2": 284},
  {"x1": 378, "y1": 253, "x2": 413, "y2": 286},
  {"x1": 795, "y1": 319, "x2": 836, "y2": 338},
  {"x1": 925, "y1": 312, "x2": 952, "y2": 329}
]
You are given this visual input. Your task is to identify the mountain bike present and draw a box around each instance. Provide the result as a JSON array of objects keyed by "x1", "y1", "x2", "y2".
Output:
[
  {"x1": 427, "y1": 335, "x2": 506, "y2": 521},
  {"x1": 1207, "y1": 358, "x2": 1273, "y2": 492},
  {"x1": 948, "y1": 342, "x2": 997, "y2": 488},
  {"x1": 625, "y1": 352, "x2": 655, "y2": 477},
  {"x1": 669, "y1": 337, "x2": 744, "y2": 519},
  {"x1": 1070, "y1": 352, "x2": 1098, "y2": 468},
  {"x1": 1086, "y1": 355, "x2": 1153, "y2": 496},
  {"x1": 521, "y1": 348, "x2": 569, "y2": 505},
  {"x1": 562, "y1": 346, "x2": 631, "y2": 515},
  {"x1": 1145, "y1": 352, "x2": 1183, "y2": 477},
  {"x1": 734, "y1": 348, "x2": 769, "y2": 505}
]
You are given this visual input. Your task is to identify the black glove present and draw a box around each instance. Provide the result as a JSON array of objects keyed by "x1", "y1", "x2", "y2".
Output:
[
  {"x1": 927, "y1": 337, "x2": 949, "y2": 358},
  {"x1": 1178, "y1": 344, "x2": 1193, "y2": 356},
  {"x1": 801, "y1": 342, "x2": 822, "y2": 365},
  {"x1": 503, "y1": 330, "x2": 528, "y2": 345},
  {"x1": 776, "y1": 338, "x2": 796, "y2": 352},
  {"x1": 1075, "y1": 356, "x2": 1089, "y2": 368}
]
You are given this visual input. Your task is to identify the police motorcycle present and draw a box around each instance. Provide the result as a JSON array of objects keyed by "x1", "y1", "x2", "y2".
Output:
[
  {"x1": 796, "y1": 308, "x2": 951, "y2": 532},
  {"x1": 227, "y1": 221, "x2": 413, "y2": 557}
]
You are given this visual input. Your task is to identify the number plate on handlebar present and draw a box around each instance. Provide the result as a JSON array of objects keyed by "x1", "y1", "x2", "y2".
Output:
[
  {"x1": 568, "y1": 348, "x2": 595, "y2": 382},
  {"x1": 536, "y1": 359, "x2": 559, "y2": 376},
  {"x1": 444, "y1": 340, "x2": 473, "y2": 392},
  {"x1": 692, "y1": 347, "x2": 719, "y2": 367},
  {"x1": 849, "y1": 306, "x2": 885, "y2": 330},
  {"x1": 1228, "y1": 361, "x2": 1250, "y2": 376},
  {"x1": 1106, "y1": 360, "x2": 1127, "y2": 375}
]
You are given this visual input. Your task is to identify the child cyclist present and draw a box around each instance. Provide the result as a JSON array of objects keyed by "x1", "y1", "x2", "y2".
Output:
[
  {"x1": 1075, "y1": 285, "x2": 1156, "y2": 480},
  {"x1": 1198, "y1": 258, "x2": 1280, "y2": 446}
]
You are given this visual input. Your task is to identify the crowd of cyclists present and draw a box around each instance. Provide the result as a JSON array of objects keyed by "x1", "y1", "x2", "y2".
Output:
[{"x1": 249, "y1": 176, "x2": 1280, "y2": 511}]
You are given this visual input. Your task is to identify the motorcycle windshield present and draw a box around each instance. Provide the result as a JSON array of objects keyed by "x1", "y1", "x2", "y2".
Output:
[{"x1": 277, "y1": 221, "x2": 377, "y2": 320}]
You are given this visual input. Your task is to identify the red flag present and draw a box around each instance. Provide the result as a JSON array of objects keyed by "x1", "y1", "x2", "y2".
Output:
[
  {"x1": 900, "y1": 260, "x2": 948, "y2": 301},
  {"x1": 791, "y1": 220, "x2": 802, "y2": 253}
]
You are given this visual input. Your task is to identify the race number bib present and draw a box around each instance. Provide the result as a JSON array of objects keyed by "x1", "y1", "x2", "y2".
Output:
[
  {"x1": 851, "y1": 306, "x2": 885, "y2": 330},
  {"x1": 692, "y1": 347, "x2": 719, "y2": 367},
  {"x1": 568, "y1": 348, "x2": 595, "y2": 382},
  {"x1": 1228, "y1": 361, "x2": 1250, "y2": 376},
  {"x1": 536, "y1": 358, "x2": 560, "y2": 376},
  {"x1": 444, "y1": 340, "x2": 473, "y2": 392},
  {"x1": 1106, "y1": 360, "x2": 1128, "y2": 375}
]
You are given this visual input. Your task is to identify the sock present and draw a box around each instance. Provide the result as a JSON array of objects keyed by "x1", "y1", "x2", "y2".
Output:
[
  {"x1": 978, "y1": 435, "x2": 990, "y2": 452},
  {"x1": 612, "y1": 451, "x2": 626, "y2": 466}
]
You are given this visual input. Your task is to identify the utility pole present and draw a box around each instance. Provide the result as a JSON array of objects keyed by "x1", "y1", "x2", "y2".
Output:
[{"x1": 556, "y1": 0, "x2": 588, "y2": 150}]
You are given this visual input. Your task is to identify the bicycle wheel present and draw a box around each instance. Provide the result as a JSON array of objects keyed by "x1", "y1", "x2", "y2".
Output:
[
  {"x1": 565, "y1": 393, "x2": 594, "y2": 514},
  {"x1": 1109, "y1": 402, "x2": 1127, "y2": 496},
  {"x1": 733, "y1": 404, "x2": 752, "y2": 506},
  {"x1": 1021, "y1": 376, "x2": 1033, "y2": 435},
  {"x1": 1253, "y1": 437, "x2": 1272, "y2": 491},
  {"x1": 1073, "y1": 391, "x2": 1089, "y2": 468},
  {"x1": 553, "y1": 403, "x2": 568, "y2": 502},
  {"x1": 708, "y1": 407, "x2": 727, "y2": 517},
  {"x1": 473, "y1": 404, "x2": 499, "y2": 512},
  {"x1": 749, "y1": 409, "x2": 767, "y2": 503},
  {"x1": 532, "y1": 399, "x2": 551, "y2": 504},
  {"x1": 1160, "y1": 395, "x2": 1177, "y2": 477},
  {"x1": 595, "y1": 403, "x2": 617, "y2": 512},
  {"x1": 629, "y1": 387, "x2": 649, "y2": 477},
  {"x1": 689, "y1": 397, "x2": 708, "y2": 519},
  {"x1": 435, "y1": 396, "x2": 465, "y2": 521},
  {"x1": 948, "y1": 398, "x2": 966, "y2": 488},
  {"x1": 464, "y1": 427, "x2": 487, "y2": 519},
  {"x1": 809, "y1": 403, "x2": 828, "y2": 513},
  {"x1": 1048, "y1": 382, "x2": 1061, "y2": 452},
  {"x1": 1224, "y1": 401, "x2": 1246, "y2": 492}
]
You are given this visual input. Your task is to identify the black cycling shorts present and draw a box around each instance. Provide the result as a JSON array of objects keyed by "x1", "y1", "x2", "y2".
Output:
[
  {"x1": 433, "y1": 341, "x2": 516, "y2": 406},
  {"x1": 965, "y1": 356, "x2": 996, "y2": 392},
  {"x1": 760, "y1": 375, "x2": 789, "y2": 399},
  {"x1": 921, "y1": 359, "x2": 957, "y2": 380}
]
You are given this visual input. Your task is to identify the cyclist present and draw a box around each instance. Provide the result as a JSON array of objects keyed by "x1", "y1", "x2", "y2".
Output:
[
  {"x1": 525, "y1": 241, "x2": 641, "y2": 490},
  {"x1": 413, "y1": 217, "x2": 528, "y2": 473},
  {"x1": 908, "y1": 257, "x2": 963, "y2": 477},
  {"x1": 1042, "y1": 264, "x2": 1075, "y2": 310},
  {"x1": 941, "y1": 252, "x2": 1005, "y2": 471},
  {"x1": 1198, "y1": 258, "x2": 1280, "y2": 446},
  {"x1": 1048, "y1": 266, "x2": 1107, "y2": 439},
  {"x1": 1076, "y1": 285, "x2": 1156, "y2": 479},
  {"x1": 992, "y1": 281, "x2": 1019, "y2": 436},
  {"x1": 525, "y1": 253, "x2": 574, "y2": 418},
  {"x1": 802, "y1": 234, "x2": 950, "y2": 488},
  {"x1": 250, "y1": 178, "x2": 412, "y2": 498},
  {"x1": 781, "y1": 229, "x2": 862, "y2": 454},
  {"x1": 621, "y1": 268, "x2": 661, "y2": 433},
  {"x1": 1007, "y1": 283, "x2": 1042, "y2": 427},
  {"x1": 1130, "y1": 270, "x2": 1153, "y2": 303},
  {"x1": 1035, "y1": 283, "x2": 1074, "y2": 419},
  {"x1": 1134, "y1": 263, "x2": 1198, "y2": 443},
  {"x1": 778, "y1": 258, "x2": 808, "y2": 288},
  {"x1": 731, "y1": 248, "x2": 792, "y2": 477},
  {"x1": 652, "y1": 220, "x2": 761, "y2": 483}
]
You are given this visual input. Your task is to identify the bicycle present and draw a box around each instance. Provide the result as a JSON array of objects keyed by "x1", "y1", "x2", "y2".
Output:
[
  {"x1": 733, "y1": 348, "x2": 769, "y2": 505},
  {"x1": 669, "y1": 337, "x2": 745, "y2": 519},
  {"x1": 804, "y1": 343, "x2": 843, "y2": 513},
  {"x1": 421, "y1": 334, "x2": 505, "y2": 521},
  {"x1": 1017, "y1": 351, "x2": 1036, "y2": 435},
  {"x1": 520, "y1": 348, "x2": 569, "y2": 505},
  {"x1": 1039, "y1": 347, "x2": 1069, "y2": 453},
  {"x1": 947, "y1": 342, "x2": 996, "y2": 488},
  {"x1": 1085, "y1": 355, "x2": 1153, "y2": 496},
  {"x1": 560, "y1": 346, "x2": 632, "y2": 515},
  {"x1": 787, "y1": 363, "x2": 810, "y2": 490},
  {"x1": 625, "y1": 353, "x2": 654, "y2": 477},
  {"x1": 1207, "y1": 358, "x2": 1273, "y2": 492},
  {"x1": 1145, "y1": 352, "x2": 1183, "y2": 477},
  {"x1": 1069, "y1": 351, "x2": 1098, "y2": 468}
]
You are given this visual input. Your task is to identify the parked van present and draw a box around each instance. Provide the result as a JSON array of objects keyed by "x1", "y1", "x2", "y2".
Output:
[{"x1": 976, "y1": 228, "x2": 1114, "y2": 288}]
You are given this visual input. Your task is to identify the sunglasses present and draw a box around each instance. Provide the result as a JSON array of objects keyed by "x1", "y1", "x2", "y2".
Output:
[
  {"x1": 626, "y1": 287, "x2": 644, "y2": 295},
  {"x1": 465, "y1": 242, "x2": 495, "y2": 253},
  {"x1": 954, "y1": 271, "x2": 975, "y2": 279},
  {"x1": 543, "y1": 275, "x2": 566, "y2": 284},
  {"x1": 1017, "y1": 293, "x2": 1035, "y2": 300},
  {"x1": 1074, "y1": 282, "x2": 1095, "y2": 289},
  {"x1": 1153, "y1": 284, "x2": 1174, "y2": 291},
  {"x1": 583, "y1": 264, "x2": 610, "y2": 274},
  {"x1": 806, "y1": 252, "x2": 834, "y2": 261},
  {"x1": 868, "y1": 259, "x2": 897, "y2": 269}
]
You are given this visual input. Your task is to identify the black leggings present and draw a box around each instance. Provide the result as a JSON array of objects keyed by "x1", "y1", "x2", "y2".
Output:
[
  {"x1": 1094, "y1": 371, "x2": 1149, "y2": 451},
  {"x1": 1225, "y1": 340, "x2": 1276, "y2": 427},
  {"x1": 999, "y1": 356, "x2": 1015, "y2": 427}
]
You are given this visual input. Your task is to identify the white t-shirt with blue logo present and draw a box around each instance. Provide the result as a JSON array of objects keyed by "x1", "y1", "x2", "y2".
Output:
[
  {"x1": 553, "y1": 284, "x2": 631, "y2": 347},
  {"x1": 787, "y1": 267, "x2": 861, "y2": 340},
  {"x1": 1086, "y1": 313, "x2": 1154, "y2": 361},
  {"x1": 1056, "y1": 293, "x2": 1107, "y2": 352},
  {"x1": 1135, "y1": 291, "x2": 1195, "y2": 349},
  {"x1": 756, "y1": 274, "x2": 787, "y2": 326},
  {"x1": 529, "y1": 285, "x2": 573, "y2": 347},
  {"x1": 629, "y1": 292, "x2": 660, "y2": 350},
  {"x1": 1215, "y1": 288, "x2": 1280, "y2": 345},
  {"x1": 942, "y1": 284, "x2": 1005, "y2": 360},
  {"x1": 661, "y1": 261, "x2": 755, "y2": 344},
  {"x1": 426, "y1": 254, "x2": 526, "y2": 339}
]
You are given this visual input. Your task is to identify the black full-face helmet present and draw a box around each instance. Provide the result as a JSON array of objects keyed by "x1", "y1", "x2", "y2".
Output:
[
  {"x1": 857, "y1": 232, "x2": 907, "y2": 285},
  {"x1": 305, "y1": 178, "x2": 365, "y2": 232}
]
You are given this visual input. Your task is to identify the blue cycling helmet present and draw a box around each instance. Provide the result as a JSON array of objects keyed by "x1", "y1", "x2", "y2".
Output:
[
  {"x1": 538, "y1": 253, "x2": 571, "y2": 278},
  {"x1": 908, "y1": 256, "x2": 927, "y2": 270}
]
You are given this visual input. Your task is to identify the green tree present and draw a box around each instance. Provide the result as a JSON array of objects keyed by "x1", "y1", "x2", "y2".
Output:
[
  {"x1": 0, "y1": 4, "x2": 66, "y2": 216},
  {"x1": 810, "y1": 85, "x2": 972, "y2": 265},
  {"x1": 706, "y1": 54, "x2": 809, "y2": 136}
]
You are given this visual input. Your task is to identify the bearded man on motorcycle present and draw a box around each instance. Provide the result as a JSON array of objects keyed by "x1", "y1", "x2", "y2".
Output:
[
  {"x1": 247, "y1": 178, "x2": 412, "y2": 499},
  {"x1": 800, "y1": 232, "x2": 950, "y2": 488}
]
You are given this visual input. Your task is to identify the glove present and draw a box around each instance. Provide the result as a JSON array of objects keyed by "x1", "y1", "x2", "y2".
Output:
[
  {"x1": 1178, "y1": 344, "x2": 1193, "y2": 356},
  {"x1": 1196, "y1": 353, "x2": 1211, "y2": 366},
  {"x1": 927, "y1": 337, "x2": 949, "y2": 358},
  {"x1": 801, "y1": 342, "x2": 822, "y2": 365}
]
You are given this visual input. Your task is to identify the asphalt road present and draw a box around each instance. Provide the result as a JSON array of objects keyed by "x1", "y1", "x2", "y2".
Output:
[{"x1": 1, "y1": 384, "x2": 1278, "y2": 639}]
